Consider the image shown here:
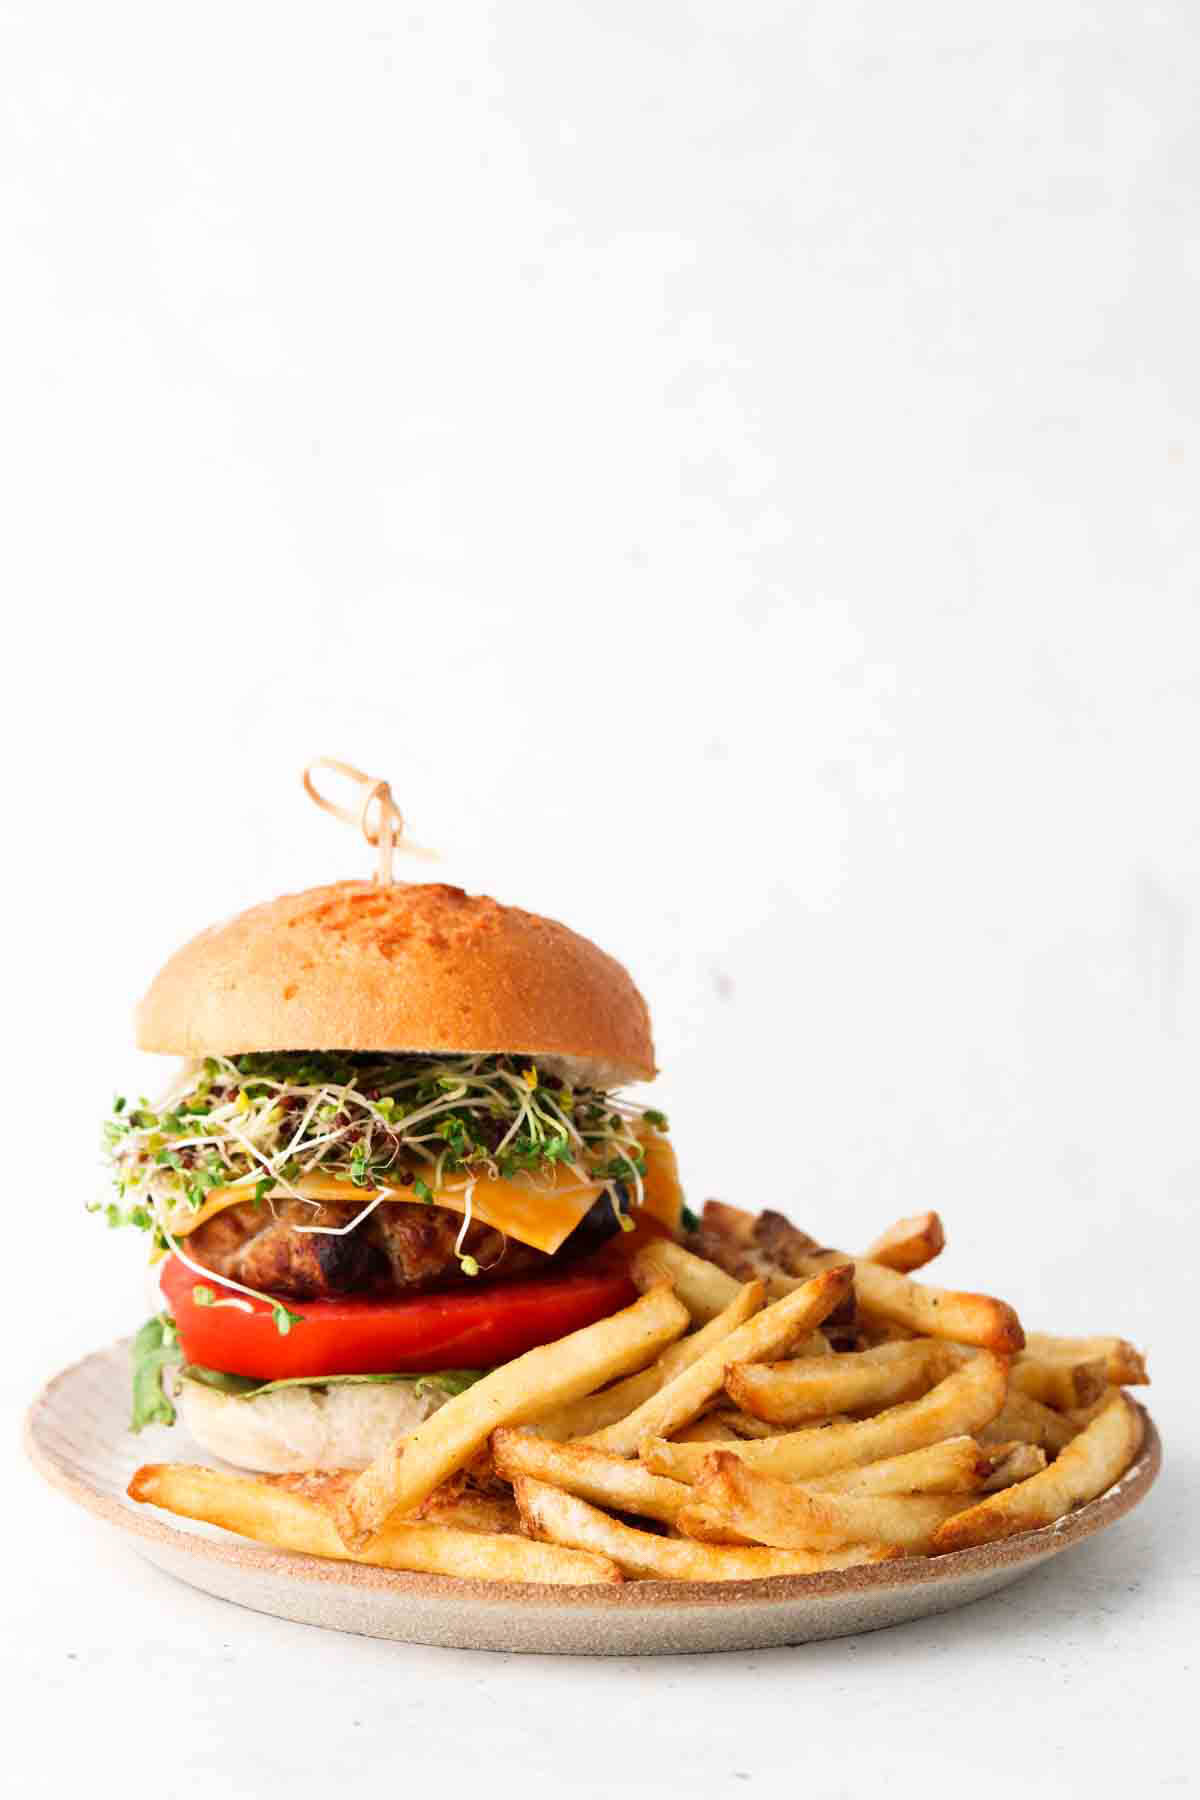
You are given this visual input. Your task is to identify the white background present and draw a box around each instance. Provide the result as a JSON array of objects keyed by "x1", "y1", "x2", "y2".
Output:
[{"x1": 3, "y1": 3, "x2": 1197, "y2": 1795}]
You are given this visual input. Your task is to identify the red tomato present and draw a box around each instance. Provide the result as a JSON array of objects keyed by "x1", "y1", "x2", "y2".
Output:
[{"x1": 159, "y1": 1250, "x2": 638, "y2": 1380}]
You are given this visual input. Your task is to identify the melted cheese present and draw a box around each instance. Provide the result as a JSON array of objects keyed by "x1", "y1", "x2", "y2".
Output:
[
  {"x1": 419, "y1": 1170, "x2": 605, "y2": 1254},
  {"x1": 637, "y1": 1129, "x2": 684, "y2": 1231},
  {"x1": 160, "y1": 1126, "x2": 685, "y2": 1254},
  {"x1": 163, "y1": 1163, "x2": 606, "y2": 1256}
]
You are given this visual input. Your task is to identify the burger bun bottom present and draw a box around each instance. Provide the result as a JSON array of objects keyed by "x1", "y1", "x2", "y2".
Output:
[{"x1": 176, "y1": 1376, "x2": 454, "y2": 1473}]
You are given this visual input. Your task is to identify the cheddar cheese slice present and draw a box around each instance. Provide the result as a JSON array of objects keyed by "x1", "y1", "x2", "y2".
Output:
[
  {"x1": 162, "y1": 1163, "x2": 605, "y2": 1256},
  {"x1": 158, "y1": 1128, "x2": 683, "y2": 1254}
]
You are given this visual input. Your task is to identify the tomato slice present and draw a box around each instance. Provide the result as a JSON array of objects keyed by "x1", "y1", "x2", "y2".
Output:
[{"x1": 159, "y1": 1250, "x2": 639, "y2": 1380}]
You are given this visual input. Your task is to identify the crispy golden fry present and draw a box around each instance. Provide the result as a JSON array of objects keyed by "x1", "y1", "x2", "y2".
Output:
[
  {"x1": 976, "y1": 1390, "x2": 1077, "y2": 1455},
  {"x1": 584, "y1": 1266, "x2": 854, "y2": 1457},
  {"x1": 671, "y1": 1415, "x2": 741, "y2": 1443},
  {"x1": 531, "y1": 1281, "x2": 764, "y2": 1440},
  {"x1": 797, "y1": 1437, "x2": 989, "y2": 1496},
  {"x1": 978, "y1": 1442, "x2": 1048, "y2": 1492},
  {"x1": 513, "y1": 1477, "x2": 899, "y2": 1579},
  {"x1": 699, "y1": 1200, "x2": 759, "y2": 1247},
  {"x1": 746, "y1": 1208, "x2": 1024, "y2": 1354},
  {"x1": 267, "y1": 1468, "x2": 351, "y2": 1504},
  {"x1": 681, "y1": 1208, "x2": 850, "y2": 1312},
  {"x1": 529, "y1": 1380, "x2": 658, "y2": 1443},
  {"x1": 1010, "y1": 1355, "x2": 1108, "y2": 1411},
  {"x1": 726, "y1": 1340, "x2": 953, "y2": 1425},
  {"x1": 863, "y1": 1212, "x2": 947, "y2": 1273},
  {"x1": 1065, "y1": 1389, "x2": 1121, "y2": 1432},
  {"x1": 129, "y1": 1463, "x2": 622, "y2": 1584},
  {"x1": 687, "y1": 1452, "x2": 970, "y2": 1554},
  {"x1": 140, "y1": 1198, "x2": 1147, "y2": 1584},
  {"x1": 637, "y1": 1281, "x2": 766, "y2": 1375},
  {"x1": 698, "y1": 1204, "x2": 1019, "y2": 1352},
  {"x1": 630, "y1": 1239, "x2": 744, "y2": 1322},
  {"x1": 335, "y1": 1284, "x2": 689, "y2": 1546},
  {"x1": 413, "y1": 1487, "x2": 521, "y2": 1534},
  {"x1": 858, "y1": 1319, "x2": 922, "y2": 1344},
  {"x1": 1023, "y1": 1333, "x2": 1148, "y2": 1387},
  {"x1": 492, "y1": 1430, "x2": 691, "y2": 1526},
  {"x1": 691, "y1": 1204, "x2": 823, "y2": 1291},
  {"x1": 135, "y1": 1193, "x2": 1152, "y2": 1584},
  {"x1": 640, "y1": 1351, "x2": 1010, "y2": 1483},
  {"x1": 711, "y1": 1409, "x2": 802, "y2": 1440},
  {"x1": 671, "y1": 1501, "x2": 756, "y2": 1545},
  {"x1": 931, "y1": 1391, "x2": 1144, "y2": 1552}
]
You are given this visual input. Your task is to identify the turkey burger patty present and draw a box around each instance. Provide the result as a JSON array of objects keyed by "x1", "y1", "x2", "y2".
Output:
[{"x1": 184, "y1": 1186, "x2": 634, "y2": 1300}]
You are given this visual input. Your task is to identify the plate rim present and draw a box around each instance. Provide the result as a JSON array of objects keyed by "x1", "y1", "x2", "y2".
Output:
[{"x1": 25, "y1": 1338, "x2": 1162, "y2": 1615}]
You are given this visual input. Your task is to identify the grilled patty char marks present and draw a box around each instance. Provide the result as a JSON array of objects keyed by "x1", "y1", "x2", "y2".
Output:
[
  {"x1": 187, "y1": 1199, "x2": 374, "y2": 1299},
  {"x1": 186, "y1": 1198, "x2": 547, "y2": 1298},
  {"x1": 370, "y1": 1202, "x2": 528, "y2": 1288}
]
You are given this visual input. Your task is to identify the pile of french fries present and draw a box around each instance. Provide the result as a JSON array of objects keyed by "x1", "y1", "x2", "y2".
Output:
[{"x1": 129, "y1": 1202, "x2": 1149, "y2": 1586}]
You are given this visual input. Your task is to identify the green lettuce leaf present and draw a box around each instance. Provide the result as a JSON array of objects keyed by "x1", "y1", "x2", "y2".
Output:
[
  {"x1": 130, "y1": 1314, "x2": 183, "y2": 1431},
  {"x1": 178, "y1": 1365, "x2": 486, "y2": 1403}
]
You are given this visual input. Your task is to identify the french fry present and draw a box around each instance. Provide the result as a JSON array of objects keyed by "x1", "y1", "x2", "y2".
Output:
[
  {"x1": 797, "y1": 1437, "x2": 989, "y2": 1496},
  {"x1": 630, "y1": 1239, "x2": 743, "y2": 1322},
  {"x1": 684, "y1": 1209, "x2": 851, "y2": 1312},
  {"x1": 673, "y1": 1415, "x2": 742, "y2": 1443},
  {"x1": 1010, "y1": 1355, "x2": 1108, "y2": 1411},
  {"x1": 1022, "y1": 1333, "x2": 1148, "y2": 1387},
  {"x1": 671, "y1": 1501, "x2": 757, "y2": 1545},
  {"x1": 711, "y1": 1409, "x2": 803, "y2": 1440},
  {"x1": 335, "y1": 1284, "x2": 689, "y2": 1546},
  {"x1": 863, "y1": 1212, "x2": 946, "y2": 1273},
  {"x1": 513, "y1": 1477, "x2": 899, "y2": 1580},
  {"x1": 584, "y1": 1266, "x2": 855, "y2": 1457},
  {"x1": 640, "y1": 1351, "x2": 1010, "y2": 1484},
  {"x1": 492, "y1": 1430, "x2": 691, "y2": 1526},
  {"x1": 1065, "y1": 1389, "x2": 1121, "y2": 1433},
  {"x1": 931, "y1": 1391, "x2": 1144, "y2": 1552},
  {"x1": 528, "y1": 1378, "x2": 660, "y2": 1443},
  {"x1": 976, "y1": 1390, "x2": 1077, "y2": 1456},
  {"x1": 138, "y1": 1198, "x2": 1148, "y2": 1586},
  {"x1": 978, "y1": 1442, "x2": 1048, "y2": 1492},
  {"x1": 762, "y1": 1278, "x2": 838, "y2": 1310},
  {"x1": 726, "y1": 1340, "x2": 953, "y2": 1425},
  {"x1": 699, "y1": 1205, "x2": 1016, "y2": 1350},
  {"x1": 664, "y1": 1226, "x2": 846, "y2": 1319},
  {"x1": 747, "y1": 1209, "x2": 1024, "y2": 1353},
  {"x1": 857, "y1": 1319, "x2": 920, "y2": 1345},
  {"x1": 532, "y1": 1279, "x2": 765, "y2": 1440},
  {"x1": 687, "y1": 1452, "x2": 971, "y2": 1554},
  {"x1": 413, "y1": 1487, "x2": 521, "y2": 1535},
  {"x1": 129, "y1": 1463, "x2": 622, "y2": 1584},
  {"x1": 263, "y1": 1468, "x2": 350, "y2": 1504},
  {"x1": 698, "y1": 1200, "x2": 759, "y2": 1246}
]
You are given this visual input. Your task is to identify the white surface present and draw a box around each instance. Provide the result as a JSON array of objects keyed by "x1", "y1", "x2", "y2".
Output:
[{"x1": 2, "y1": 2, "x2": 1197, "y2": 1794}]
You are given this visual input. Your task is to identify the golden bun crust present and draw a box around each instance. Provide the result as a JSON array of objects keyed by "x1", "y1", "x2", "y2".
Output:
[{"x1": 136, "y1": 881, "x2": 655, "y2": 1087}]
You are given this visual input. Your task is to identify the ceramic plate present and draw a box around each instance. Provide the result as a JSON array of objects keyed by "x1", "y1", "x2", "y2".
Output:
[{"x1": 26, "y1": 1339, "x2": 1160, "y2": 1655}]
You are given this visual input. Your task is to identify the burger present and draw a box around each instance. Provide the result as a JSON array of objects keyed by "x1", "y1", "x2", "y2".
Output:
[{"x1": 99, "y1": 880, "x2": 683, "y2": 1473}]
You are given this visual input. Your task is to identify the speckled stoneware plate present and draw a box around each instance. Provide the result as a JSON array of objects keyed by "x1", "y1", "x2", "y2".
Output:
[{"x1": 26, "y1": 1340, "x2": 1160, "y2": 1655}]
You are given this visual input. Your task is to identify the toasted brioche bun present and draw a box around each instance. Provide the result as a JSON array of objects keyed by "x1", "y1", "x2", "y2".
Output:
[
  {"x1": 136, "y1": 880, "x2": 654, "y2": 1087},
  {"x1": 177, "y1": 1376, "x2": 455, "y2": 1474}
]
